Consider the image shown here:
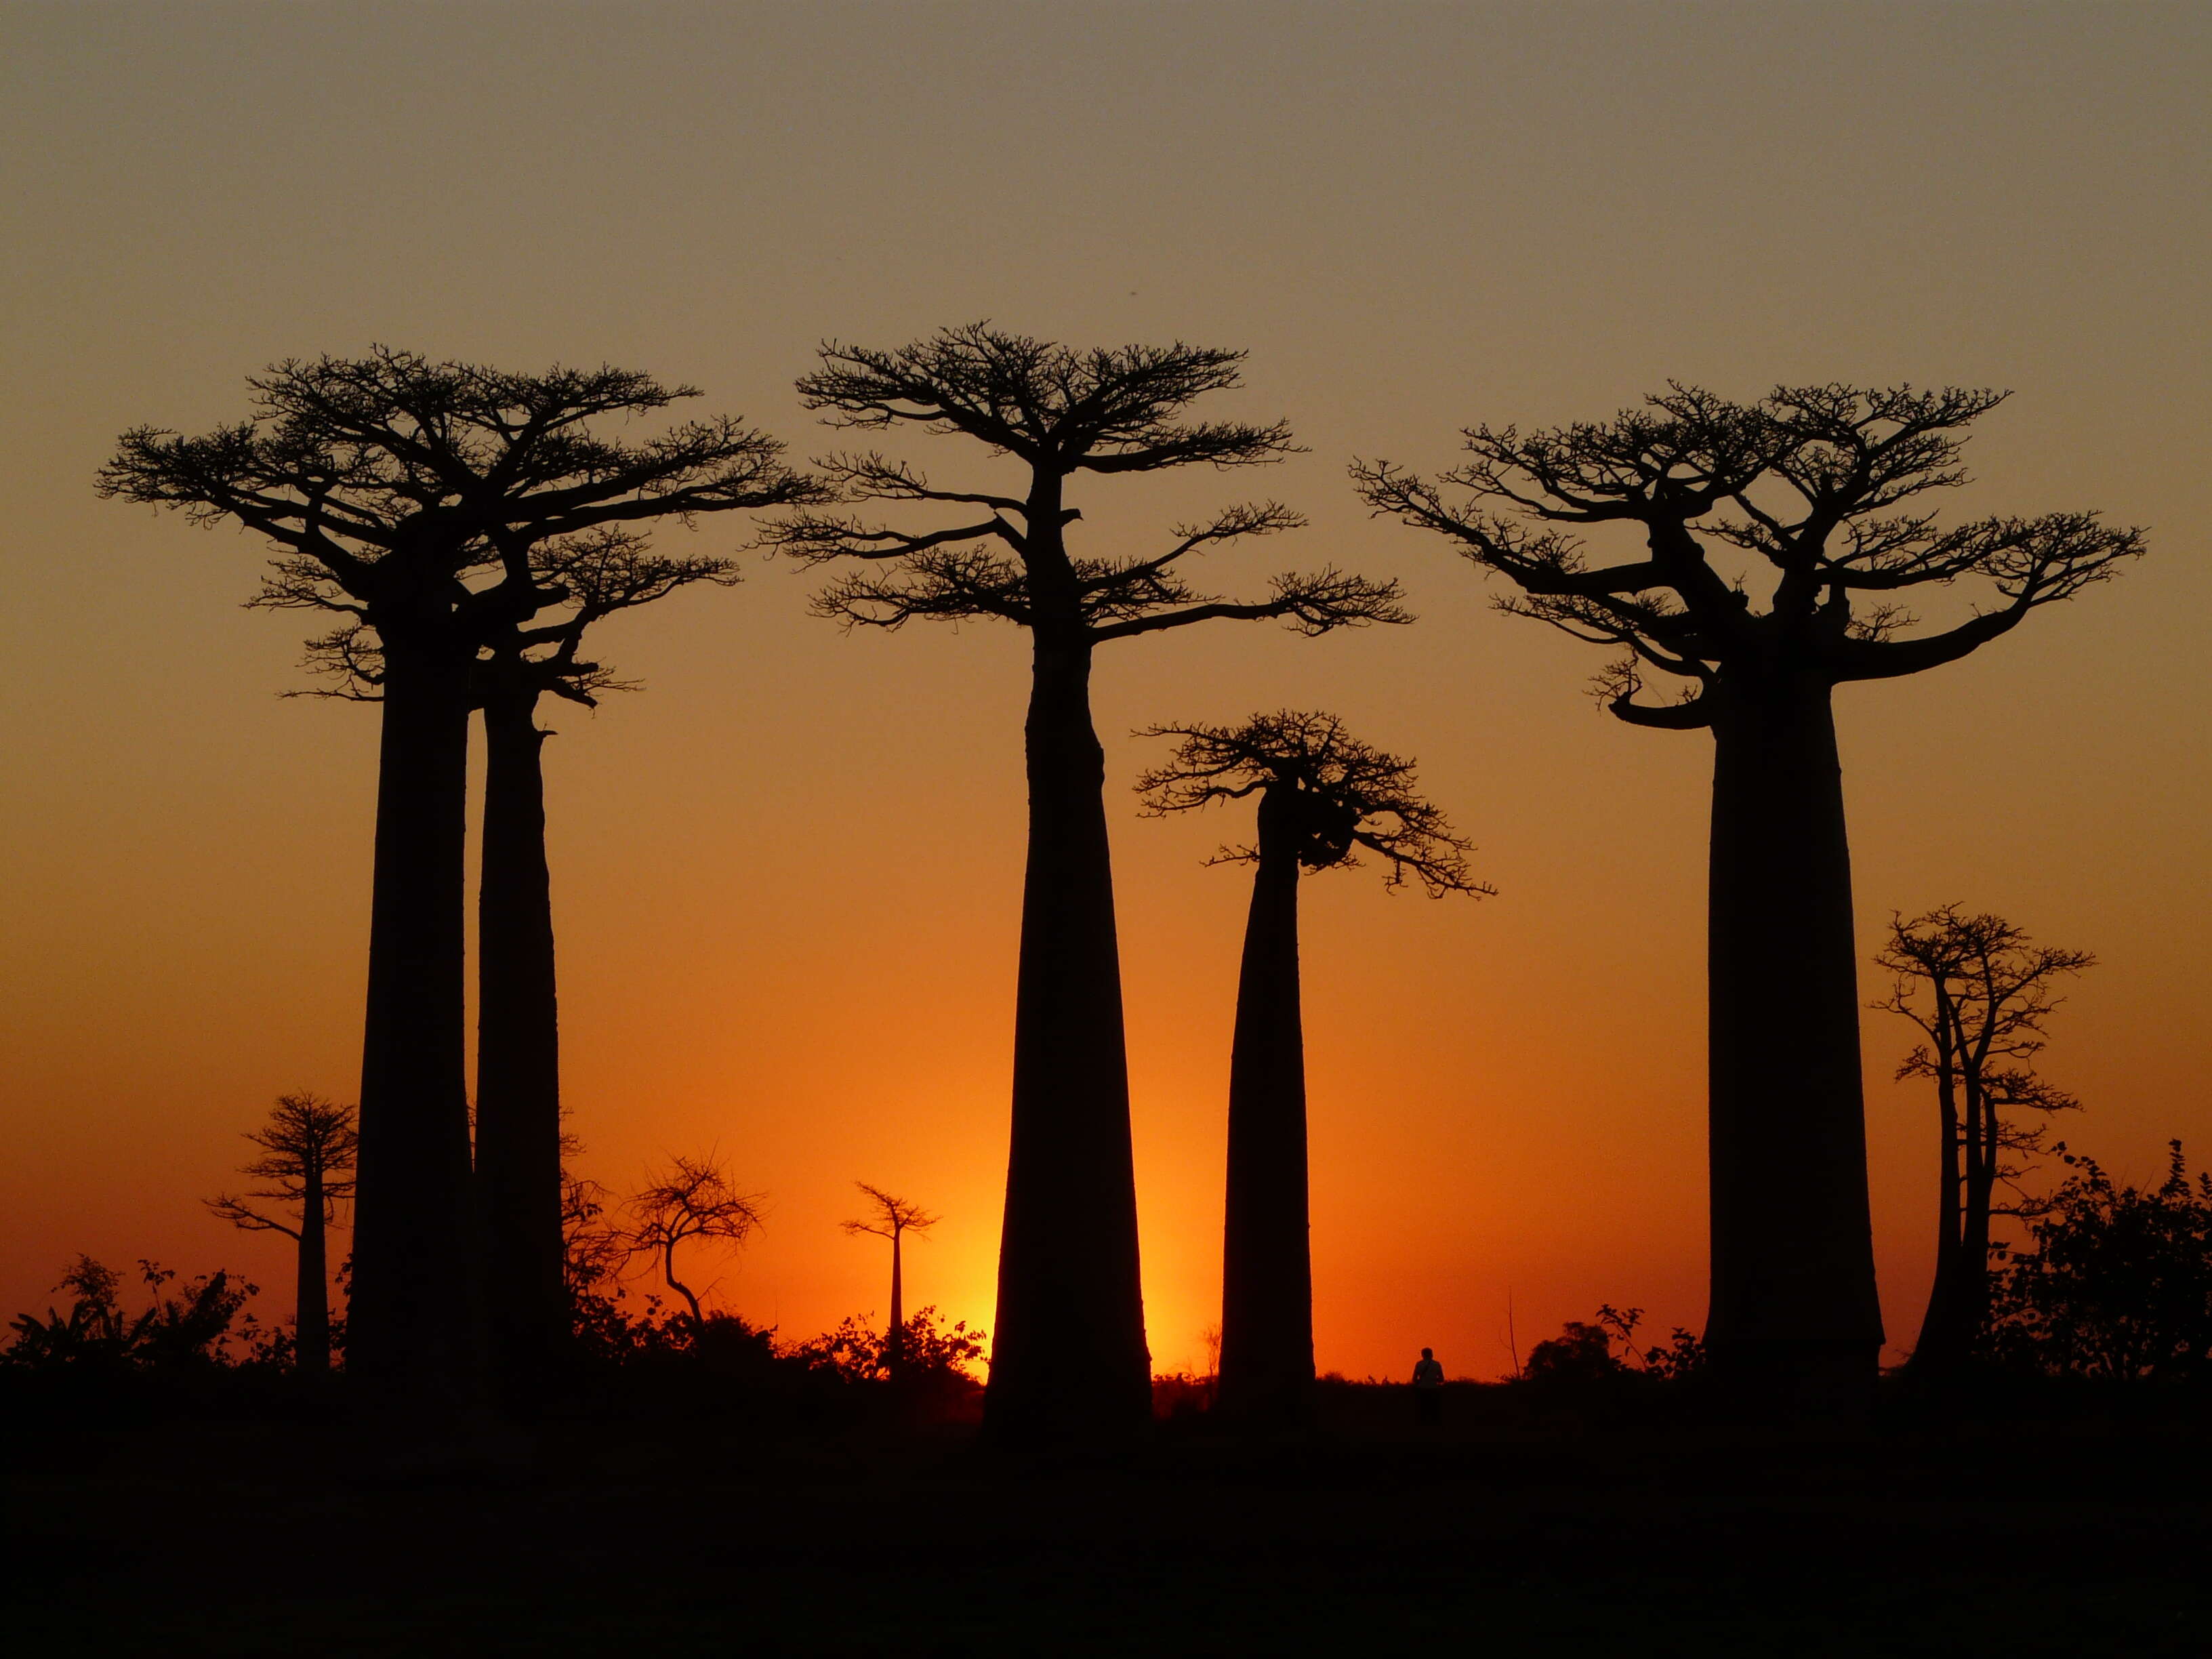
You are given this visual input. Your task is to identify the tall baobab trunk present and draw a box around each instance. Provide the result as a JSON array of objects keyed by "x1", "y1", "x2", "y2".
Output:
[
  {"x1": 297, "y1": 1160, "x2": 330, "y2": 1374},
  {"x1": 1912, "y1": 1039, "x2": 1967, "y2": 1372},
  {"x1": 1216, "y1": 785, "x2": 1315, "y2": 1424},
  {"x1": 475, "y1": 683, "x2": 567, "y2": 1402},
  {"x1": 986, "y1": 626, "x2": 1152, "y2": 1440},
  {"x1": 887, "y1": 1225, "x2": 905, "y2": 1374},
  {"x1": 350, "y1": 632, "x2": 479, "y2": 1399},
  {"x1": 1703, "y1": 670, "x2": 1883, "y2": 1414}
]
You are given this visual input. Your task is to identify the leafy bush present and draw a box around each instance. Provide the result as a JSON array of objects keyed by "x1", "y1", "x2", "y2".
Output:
[
  {"x1": 5, "y1": 1256, "x2": 265, "y2": 1373},
  {"x1": 1519, "y1": 1305, "x2": 1706, "y2": 1395},
  {"x1": 1985, "y1": 1141, "x2": 2212, "y2": 1380}
]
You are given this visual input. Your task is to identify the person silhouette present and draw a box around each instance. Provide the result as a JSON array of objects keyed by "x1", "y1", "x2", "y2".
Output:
[{"x1": 1412, "y1": 1346, "x2": 1445, "y2": 1425}]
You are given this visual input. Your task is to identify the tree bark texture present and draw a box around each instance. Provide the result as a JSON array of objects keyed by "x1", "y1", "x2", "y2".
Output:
[
  {"x1": 1216, "y1": 788, "x2": 1315, "y2": 1424},
  {"x1": 1704, "y1": 670, "x2": 1884, "y2": 1414},
  {"x1": 985, "y1": 632, "x2": 1153, "y2": 1441},
  {"x1": 348, "y1": 635, "x2": 479, "y2": 1399},
  {"x1": 475, "y1": 688, "x2": 567, "y2": 1403},
  {"x1": 296, "y1": 1162, "x2": 329, "y2": 1374}
]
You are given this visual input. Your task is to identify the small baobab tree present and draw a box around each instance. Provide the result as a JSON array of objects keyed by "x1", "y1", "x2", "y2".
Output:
[
  {"x1": 618, "y1": 1152, "x2": 766, "y2": 1332},
  {"x1": 1875, "y1": 907, "x2": 2093, "y2": 1374},
  {"x1": 100, "y1": 350, "x2": 819, "y2": 1396},
  {"x1": 841, "y1": 1183, "x2": 941, "y2": 1375},
  {"x1": 1137, "y1": 712, "x2": 1486, "y2": 1423},
  {"x1": 1355, "y1": 386, "x2": 2141, "y2": 1412},
  {"x1": 205, "y1": 1092, "x2": 359, "y2": 1374},
  {"x1": 766, "y1": 324, "x2": 1408, "y2": 1441}
]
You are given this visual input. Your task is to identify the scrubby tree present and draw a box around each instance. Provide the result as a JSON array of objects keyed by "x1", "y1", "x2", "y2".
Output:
[
  {"x1": 767, "y1": 325, "x2": 1408, "y2": 1440},
  {"x1": 1137, "y1": 712, "x2": 1485, "y2": 1423},
  {"x1": 1875, "y1": 907, "x2": 2093, "y2": 1373},
  {"x1": 618, "y1": 1152, "x2": 766, "y2": 1331},
  {"x1": 100, "y1": 350, "x2": 817, "y2": 1396},
  {"x1": 205, "y1": 1091, "x2": 359, "y2": 1374},
  {"x1": 1355, "y1": 386, "x2": 2142, "y2": 1411},
  {"x1": 842, "y1": 1183, "x2": 940, "y2": 1376}
]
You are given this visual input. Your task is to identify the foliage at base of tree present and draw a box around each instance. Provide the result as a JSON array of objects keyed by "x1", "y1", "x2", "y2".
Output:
[
  {"x1": 1983, "y1": 1141, "x2": 2212, "y2": 1381},
  {"x1": 3, "y1": 1256, "x2": 275, "y2": 1374}
]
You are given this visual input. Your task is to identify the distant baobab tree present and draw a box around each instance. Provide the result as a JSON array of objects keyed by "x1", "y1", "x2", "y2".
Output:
[
  {"x1": 1875, "y1": 907, "x2": 2093, "y2": 1375},
  {"x1": 1137, "y1": 712, "x2": 1486, "y2": 1424},
  {"x1": 100, "y1": 349, "x2": 820, "y2": 1397},
  {"x1": 766, "y1": 325, "x2": 1408, "y2": 1440},
  {"x1": 1355, "y1": 386, "x2": 2142, "y2": 1411},
  {"x1": 619, "y1": 1151, "x2": 766, "y2": 1331},
  {"x1": 842, "y1": 1183, "x2": 940, "y2": 1376},
  {"x1": 205, "y1": 1092, "x2": 359, "y2": 1374}
]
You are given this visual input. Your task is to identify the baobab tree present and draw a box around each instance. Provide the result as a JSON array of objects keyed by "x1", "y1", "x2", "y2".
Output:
[
  {"x1": 1875, "y1": 907, "x2": 2092, "y2": 1374},
  {"x1": 100, "y1": 350, "x2": 819, "y2": 1397},
  {"x1": 1355, "y1": 386, "x2": 2142, "y2": 1410},
  {"x1": 297, "y1": 529, "x2": 748, "y2": 1398},
  {"x1": 205, "y1": 1092, "x2": 359, "y2": 1374},
  {"x1": 477, "y1": 531, "x2": 744, "y2": 1399},
  {"x1": 618, "y1": 1151, "x2": 766, "y2": 1332},
  {"x1": 766, "y1": 325, "x2": 1407, "y2": 1440},
  {"x1": 841, "y1": 1183, "x2": 940, "y2": 1376},
  {"x1": 1136, "y1": 712, "x2": 1486, "y2": 1423}
]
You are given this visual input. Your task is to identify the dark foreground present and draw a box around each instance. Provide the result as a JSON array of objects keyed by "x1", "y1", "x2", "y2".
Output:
[{"x1": 7, "y1": 1384, "x2": 2208, "y2": 1656}]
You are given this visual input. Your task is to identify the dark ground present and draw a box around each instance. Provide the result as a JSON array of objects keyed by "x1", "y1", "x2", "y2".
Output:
[{"x1": 6, "y1": 1383, "x2": 2208, "y2": 1656}]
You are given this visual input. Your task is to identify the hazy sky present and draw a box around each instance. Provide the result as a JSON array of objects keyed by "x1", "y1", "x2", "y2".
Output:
[{"x1": 3, "y1": 1, "x2": 2206, "y2": 1376}]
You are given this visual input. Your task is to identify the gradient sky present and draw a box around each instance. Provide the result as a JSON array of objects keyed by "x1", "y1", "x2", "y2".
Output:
[{"x1": 3, "y1": 2, "x2": 2207, "y2": 1378}]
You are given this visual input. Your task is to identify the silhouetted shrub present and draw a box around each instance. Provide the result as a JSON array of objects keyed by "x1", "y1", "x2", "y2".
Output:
[
  {"x1": 5, "y1": 1256, "x2": 266, "y2": 1374},
  {"x1": 1985, "y1": 1141, "x2": 2212, "y2": 1380}
]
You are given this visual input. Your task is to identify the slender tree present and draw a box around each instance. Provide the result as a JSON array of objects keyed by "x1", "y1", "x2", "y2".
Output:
[
  {"x1": 1136, "y1": 712, "x2": 1486, "y2": 1423},
  {"x1": 205, "y1": 1092, "x2": 359, "y2": 1374},
  {"x1": 618, "y1": 1151, "x2": 766, "y2": 1331},
  {"x1": 1355, "y1": 386, "x2": 2141, "y2": 1411},
  {"x1": 101, "y1": 350, "x2": 817, "y2": 1398},
  {"x1": 842, "y1": 1183, "x2": 941, "y2": 1376},
  {"x1": 475, "y1": 532, "x2": 750, "y2": 1399},
  {"x1": 1875, "y1": 907, "x2": 2092, "y2": 1374},
  {"x1": 766, "y1": 325, "x2": 1408, "y2": 1439}
]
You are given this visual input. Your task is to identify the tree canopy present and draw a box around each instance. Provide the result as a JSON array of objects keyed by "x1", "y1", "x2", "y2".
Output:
[{"x1": 1352, "y1": 384, "x2": 2144, "y2": 726}]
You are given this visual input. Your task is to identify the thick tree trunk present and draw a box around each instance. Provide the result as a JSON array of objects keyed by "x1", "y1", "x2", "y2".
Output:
[
  {"x1": 1704, "y1": 672, "x2": 1883, "y2": 1415},
  {"x1": 296, "y1": 1164, "x2": 329, "y2": 1375},
  {"x1": 1910, "y1": 1065, "x2": 1966, "y2": 1373},
  {"x1": 1216, "y1": 789, "x2": 1315, "y2": 1425},
  {"x1": 475, "y1": 687, "x2": 567, "y2": 1405},
  {"x1": 1958, "y1": 1084, "x2": 1999, "y2": 1353},
  {"x1": 984, "y1": 630, "x2": 1151, "y2": 1441},
  {"x1": 888, "y1": 1230, "x2": 905, "y2": 1375},
  {"x1": 348, "y1": 635, "x2": 478, "y2": 1401}
]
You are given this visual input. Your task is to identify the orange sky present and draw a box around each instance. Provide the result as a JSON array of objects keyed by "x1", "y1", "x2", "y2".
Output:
[{"x1": 3, "y1": 3, "x2": 2207, "y2": 1380}]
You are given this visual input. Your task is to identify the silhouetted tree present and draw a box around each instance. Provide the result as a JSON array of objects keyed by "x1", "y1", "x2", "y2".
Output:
[
  {"x1": 1136, "y1": 712, "x2": 1486, "y2": 1423},
  {"x1": 1355, "y1": 386, "x2": 2142, "y2": 1412},
  {"x1": 205, "y1": 1091, "x2": 359, "y2": 1374},
  {"x1": 100, "y1": 350, "x2": 817, "y2": 1397},
  {"x1": 841, "y1": 1183, "x2": 940, "y2": 1376},
  {"x1": 297, "y1": 530, "x2": 756, "y2": 1399},
  {"x1": 768, "y1": 325, "x2": 1408, "y2": 1439},
  {"x1": 617, "y1": 1152, "x2": 766, "y2": 1331},
  {"x1": 1986, "y1": 1141, "x2": 2212, "y2": 1380},
  {"x1": 1875, "y1": 908, "x2": 2093, "y2": 1374}
]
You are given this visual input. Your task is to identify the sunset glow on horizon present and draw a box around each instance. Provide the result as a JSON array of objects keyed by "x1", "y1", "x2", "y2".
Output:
[{"x1": 4, "y1": 3, "x2": 2207, "y2": 1386}]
